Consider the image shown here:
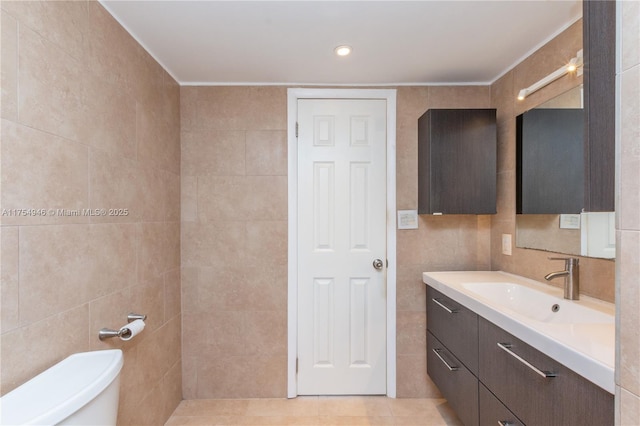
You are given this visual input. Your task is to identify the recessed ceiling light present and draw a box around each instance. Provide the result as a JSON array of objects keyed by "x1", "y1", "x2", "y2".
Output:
[{"x1": 334, "y1": 45, "x2": 352, "y2": 57}]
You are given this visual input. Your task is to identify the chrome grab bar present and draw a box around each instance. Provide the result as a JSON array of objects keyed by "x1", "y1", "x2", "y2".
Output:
[
  {"x1": 497, "y1": 343, "x2": 557, "y2": 378},
  {"x1": 432, "y1": 348, "x2": 459, "y2": 371},
  {"x1": 432, "y1": 298, "x2": 458, "y2": 314}
]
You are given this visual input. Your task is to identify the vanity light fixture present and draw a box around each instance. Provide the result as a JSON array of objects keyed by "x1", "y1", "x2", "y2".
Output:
[
  {"x1": 334, "y1": 45, "x2": 352, "y2": 57},
  {"x1": 517, "y1": 49, "x2": 583, "y2": 101},
  {"x1": 517, "y1": 89, "x2": 528, "y2": 101},
  {"x1": 567, "y1": 57, "x2": 579, "y2": 72}
]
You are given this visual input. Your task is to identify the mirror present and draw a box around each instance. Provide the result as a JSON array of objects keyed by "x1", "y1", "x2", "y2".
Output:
[{"x1": 515, "y1": 86, "x2": 615, "y2": 259}]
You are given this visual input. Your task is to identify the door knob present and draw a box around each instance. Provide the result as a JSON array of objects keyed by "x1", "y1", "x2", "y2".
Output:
[{"x1": 372, "y1": 259, "x2": 384, "y2": 270}]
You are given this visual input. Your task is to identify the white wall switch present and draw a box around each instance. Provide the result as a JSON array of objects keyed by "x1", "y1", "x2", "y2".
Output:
[
  {"x1": 502, "y1": 233, "x2": 512, "y2": 255},
  {"x1": 397, "y1": 210, "x2": 418, "y2": 229},
  {"x1": 559, "y1": 214, "x2": 581, "y2": 229}
]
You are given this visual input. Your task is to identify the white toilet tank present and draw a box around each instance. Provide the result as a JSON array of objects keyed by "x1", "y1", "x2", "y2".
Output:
[{"x1": 0, "y1": 349, "x2": 123, "y2": 426}]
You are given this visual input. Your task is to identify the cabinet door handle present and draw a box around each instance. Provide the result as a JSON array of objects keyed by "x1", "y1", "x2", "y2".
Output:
[
  {"x1": 498, "y1": 421, "x2": 513, "y2": 426},
  {"x1": 432, "y1": 348, "x2": 459, "y2": 371},
  {"x1": 497, "y1": 343, "x2": 557, "y2": 378},
  {"x1": 432, "y1": 298, "x2": 459, "y2": 314}
]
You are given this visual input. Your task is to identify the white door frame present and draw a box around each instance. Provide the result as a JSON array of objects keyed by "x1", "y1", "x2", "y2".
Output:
[{"x1": 287, "y1": 88, "x2": 397, "y2": 398}]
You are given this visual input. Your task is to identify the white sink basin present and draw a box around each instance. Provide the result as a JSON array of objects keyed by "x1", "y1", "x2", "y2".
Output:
[
  {"x1": 422, "y1": 271, "x2": 616, "y2": 394},
  {"x1": 461, "y1": 282, "x2": 614, "y2": 325}
]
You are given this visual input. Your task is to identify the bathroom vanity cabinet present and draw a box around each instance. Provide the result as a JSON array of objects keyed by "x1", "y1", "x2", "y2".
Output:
[
  {"x1": 418, "y1": 109, "x2": 497, "y2": 215},
  {"x1": 479, "y1": 317, "x2": 613, "y2": 425},
  {"x1": 478, "y1": 384, "x2": 524, "y2": 426},
  {"x1": 426, "y1": 285, "x2": 614, "y2": 426},
  {"x1": 427, "y1": 332, "x2": 479, "y2": 426},
  {"x1": 427, "y1": 287, "x2": 479, "y2": 426}
]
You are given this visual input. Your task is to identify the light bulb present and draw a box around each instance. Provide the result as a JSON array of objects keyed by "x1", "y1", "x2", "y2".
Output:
[
  {"x1": 334, "y1": 45, "x2": 352, "y2": 57},
  {"x1": 517, "y1": 89, "x2": 527, "y2": 101}
]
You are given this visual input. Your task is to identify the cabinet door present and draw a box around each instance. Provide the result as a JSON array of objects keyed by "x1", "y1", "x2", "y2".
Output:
[
  {"x1": 478, "y1": 318, "x2": 613, "y2": 426},
  {"x1": 427, "y1": 286, "x2": 479, "y2": 375},
  {"x1": 479, "y1": 384, "x2": 524, "y2": 426},
  {"x1": 583, "y1": 0, "x2": 615, "y2": 212},
  {"x1": 418, "y1": 109, "x2": 497, "y2": 214},
  {"x1": 516, "y1": 108, "x2": 584, "y2": 214},
  {"x1": 427, "y1": 331, "x2": 479, "y2": 426}
]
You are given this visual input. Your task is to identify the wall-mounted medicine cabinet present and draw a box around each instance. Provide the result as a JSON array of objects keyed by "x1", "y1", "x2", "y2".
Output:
[
  {"x1": 418, "y1": 109, "x2": 497, "y2": 215},
  {"x1": 516, "y1": 108, "x2": 584, "y2": 214},
  {"x1": 583, "y1": 0, "x2": 615, "y2": 212}
]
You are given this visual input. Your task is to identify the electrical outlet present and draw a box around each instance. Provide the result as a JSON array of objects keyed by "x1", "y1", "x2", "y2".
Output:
[{"x1": 502, "y1": 234, "x2": 512, "y2": 256}]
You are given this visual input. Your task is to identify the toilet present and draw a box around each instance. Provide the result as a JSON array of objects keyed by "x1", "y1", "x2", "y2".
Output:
[{"x1": 0, "y1": 349, "x2": 123, "y2": 425}]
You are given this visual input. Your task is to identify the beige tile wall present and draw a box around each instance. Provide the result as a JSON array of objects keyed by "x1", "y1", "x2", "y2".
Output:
[
  {"x1": 617, "y1": 1, "x2": 640, "y2": 423},
  {"x1": 489, "y1": 20, "x2": 616, "y2": 303},
  {"x1": 0, "y1": 2, "x2": 181, "y2": 425},
  {"x1": 181, "y1": 85, "x2": 492, "y2": 398},
  {"x1": 180, "y1": 86, "x2": 289, "y2": 398},
  {"x1": 515, "y1": 215, "x2": 581, "y2": 254},
  {"x1": 395, "y1": 86, "x2": 492, "y2": 397}
]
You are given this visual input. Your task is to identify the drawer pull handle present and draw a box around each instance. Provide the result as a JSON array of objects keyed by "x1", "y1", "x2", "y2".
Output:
[
  {"x1": 497, "y1": 343, "x2": 557, "y2": 378},
  {"x1": 432, "y1": 298, "x2": 459, "y2": 314},
  {"x1": 432, "y1": 348, "x2": 459, "y2": 371},
  {"x1": 498, "y1": 421, "x2": 513, "y2": 426}
]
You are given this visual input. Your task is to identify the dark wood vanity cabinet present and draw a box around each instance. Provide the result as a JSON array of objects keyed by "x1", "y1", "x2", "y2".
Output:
[
  {"x1": 427, "y1": 332, "x2": 479, "y2": 426},
  {"x1": 583, "y1": 0, "x2": 616, "y2": 212},
  {"x1": 426, "y1": 287, "x2": 479, "y2": 426},
  {"x1": 426, "y1": 286, "x2": 478, "y2": 374},
  {"x1": 478, "y1": 384, "x2": 524, "y2": 426},
  {"x1": 418, "y1": 109, "x2": 497, "y2": 215},
  {"x1": 426, "y1": 285, "x2": 614, "y2": 426},
  {"x1": 478, "y1": 318, "x2": 613, "y2": 426}
]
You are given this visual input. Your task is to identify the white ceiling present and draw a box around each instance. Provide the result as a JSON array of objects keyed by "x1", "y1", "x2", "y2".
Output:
[{"x1": 100, "y1": 0, "x2": 582, "y2": 86}]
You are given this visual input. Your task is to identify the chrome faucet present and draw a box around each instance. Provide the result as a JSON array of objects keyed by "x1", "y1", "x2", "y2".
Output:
[{"x1": 545, "y1": 257, "x2": 580, "y2": 300}]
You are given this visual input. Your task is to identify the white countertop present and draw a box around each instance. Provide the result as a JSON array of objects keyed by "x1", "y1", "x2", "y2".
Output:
[{"x1": 423, "y1": 270, "x2": 615, "y2": 394}]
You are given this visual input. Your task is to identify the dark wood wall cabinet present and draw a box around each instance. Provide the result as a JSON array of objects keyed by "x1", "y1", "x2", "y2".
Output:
[
  {"x1": 418, "y1": 109, "x2": 497, "y2": 215},
  {"x1": 583, "y1": 0, "x2": 616, "y2": 212},
  {"x1": 426, "y1": 285, "x2": 614, "y2": 426},
  {"x1": 516, "y1": 108, "x2": 584, "y2": 214}
]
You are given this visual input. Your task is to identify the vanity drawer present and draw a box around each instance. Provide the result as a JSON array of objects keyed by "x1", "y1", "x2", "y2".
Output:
[
  {"x1": 478, "y1": 318, "x2": 613, "y2": 426},
  {"x1": 479, "y1": 383, "x2": 524, "y2": 426},
  {"x1": 427, "y1": 331, "x2": 479, "y2": 426},
  {"x1": 427, "y1": 286, "x2": 478, "y2": 374}
]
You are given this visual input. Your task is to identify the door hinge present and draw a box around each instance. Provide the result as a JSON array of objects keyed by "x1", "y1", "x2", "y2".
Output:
[
  {"x1": 296, "y1": 357, "x2": 299, "y2": 374},
  {"x1": 295, "y1": 122, "x2": 299, "y2": 138}
]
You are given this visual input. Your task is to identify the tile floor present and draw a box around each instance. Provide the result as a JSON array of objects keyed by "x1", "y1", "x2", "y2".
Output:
[{"x1": 165, "y1": 396, "x2": 463, "y2": 425}]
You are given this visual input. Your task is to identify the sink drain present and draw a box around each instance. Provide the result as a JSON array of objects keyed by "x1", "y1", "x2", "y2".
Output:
[{"x1": 551, "y1": 304, "x2": 560, "y2": 313}]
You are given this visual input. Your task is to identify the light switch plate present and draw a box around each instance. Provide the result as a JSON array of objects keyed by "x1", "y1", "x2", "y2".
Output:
[
  {"x1": 502, "y1": 234, "x2": 512, "y2": 256},
  {"x1": 560, "y1": 214, "x2": 581, "y2": 229},
  {"x1": 397, "y1": 210, "x2": 418, "y2": 229}
]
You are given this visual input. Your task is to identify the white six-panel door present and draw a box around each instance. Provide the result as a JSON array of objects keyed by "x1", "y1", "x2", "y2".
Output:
[{"x1": 297, "y1": 99, "x2": 387, "y2": 395}]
